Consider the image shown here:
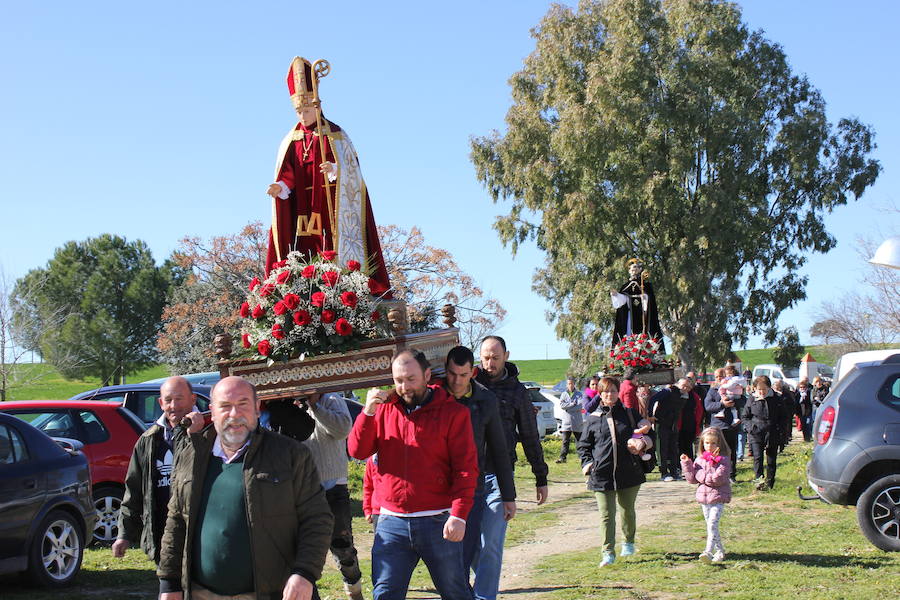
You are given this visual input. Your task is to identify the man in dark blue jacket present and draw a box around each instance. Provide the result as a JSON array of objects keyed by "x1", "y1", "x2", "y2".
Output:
[{"x1": 442, "y1": 346, "x2": 517, "y2": 588}]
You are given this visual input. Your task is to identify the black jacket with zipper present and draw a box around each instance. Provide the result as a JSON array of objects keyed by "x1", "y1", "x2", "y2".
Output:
[{"x1": 577, "y1": 403, "x2": 646, "y2": 492}]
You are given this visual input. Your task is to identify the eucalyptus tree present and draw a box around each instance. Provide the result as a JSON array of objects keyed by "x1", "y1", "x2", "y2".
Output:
[{"x1": 471, "y1": 0, "x2": 880, "y2": 368}]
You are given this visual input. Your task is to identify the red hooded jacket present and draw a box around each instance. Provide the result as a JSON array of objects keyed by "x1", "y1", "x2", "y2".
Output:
[{"x1": 348, "y1": 385, "x2": 478, "y2": 520}]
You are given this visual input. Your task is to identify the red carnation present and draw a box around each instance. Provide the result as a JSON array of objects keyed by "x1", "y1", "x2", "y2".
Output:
[
  {"x1": 283, "y1": 293, "x2": 300, "y2": 310},
  {"x1": 322, "y1": 270, "x2": 339, "y2": 287},
  {"x1": 249, "y1": 277, "x2": 260, "y2": 291},
  {"x1": 257, "y1": 339, "x2": 271, "y2": 356},
  {"x1": 346, "y1": 260, "x2": 361, "y2": 272},
  {"x1": 319, "y1": 250, "x2": 337, "y2": 261},
  {"x1": 340, "y1": 291, "x2": 358, "y2": 308},
  {"x1": 301, "y1": 265, "x2": 316, "y2": 279},
  {"x1": 321, "y1": 309, "x2": 336, "y2": 324},
  {"x1": 335, "y1": 318, "x2": 352, "y2": 336},
  {"x1": 311, "y1": 291, "x2": 325, "y2": 307},
  {"x1": 241, "y1": 333, "x2": 250, "y2": 348},
  {"x1": 607, "y1": 363, "x2": 614, "y2": 370},
  {"x1": 276, "y1": 270, "x2": 291, "y2": 285},
  {"x1": 271, "y1": 323, "x2": 285, "y2": 339},
  {"x1": 239, "y1": 302, "x2": 250, "y2": 318},
  {"x1": 293, "y1": 310, "x2": 312, "y2": 326},
  {"x1": 273, "y1": 301, "x2": 288, "y2": 316},
  {"x1": 259, "y1": 283, "x2": 275, "y2": 297},
  {"x1": 371, "y1": 310, "x2": 381, "y2": 321},
  {"x1": 251, "y1": 304, "x2": 265, "y2": 319}
]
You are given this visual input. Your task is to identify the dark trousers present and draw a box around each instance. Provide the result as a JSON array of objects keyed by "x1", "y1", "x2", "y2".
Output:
[
  {"x1": 559, "y1": 430, "x2": 580, "y2": 459},
  {"x1": 721, "y1": 428, "x2": 738, "y2": 479},
  {"x1": 749, "y1": 434, "x2": 779, "y2": 487},
  {"x1": 800, "y1": 415, "x2": 813, "y2": 442},
  {"x1": 326, "y1": 484, "x2": 362, "y2": 585},
  {"x1": 657, "y1": 426, "x2": 679, "y2": 477},
  {"x1": 678, "y1": 428, "x2": 697, "y2": 460}
]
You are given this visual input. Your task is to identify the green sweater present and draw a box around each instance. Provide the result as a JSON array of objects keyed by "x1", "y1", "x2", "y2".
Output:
[{"x1": 192, "y1": 456, "x2": 254, "y2": 595}]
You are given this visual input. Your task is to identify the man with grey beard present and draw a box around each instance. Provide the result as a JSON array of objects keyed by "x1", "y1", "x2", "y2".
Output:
[{"x1": 157, "y1": 376, "x2": 333, "y2": 600}]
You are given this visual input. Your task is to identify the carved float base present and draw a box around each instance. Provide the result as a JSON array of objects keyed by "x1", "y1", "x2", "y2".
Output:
[
  {"x1": 633, "y1": 367, "x2": 675, "y2": 386},
  {"x1": 218, "y1": 328, "x2": 459, "y2": 401}
]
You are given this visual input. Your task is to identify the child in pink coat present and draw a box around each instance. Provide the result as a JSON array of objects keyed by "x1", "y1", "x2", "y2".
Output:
[{"x1": 680, "y1": 427, "x2": 732, "y2": 562}]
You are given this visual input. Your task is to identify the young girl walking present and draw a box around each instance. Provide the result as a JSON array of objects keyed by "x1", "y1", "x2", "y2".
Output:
[{"x1": 680, "y1": 427, "x2": 732, "y2": 562}]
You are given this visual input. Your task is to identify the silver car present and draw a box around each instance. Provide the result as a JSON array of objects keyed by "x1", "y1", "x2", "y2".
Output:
[{"x1": 805, "y1": 353, "x2": 900, "y2": 551}]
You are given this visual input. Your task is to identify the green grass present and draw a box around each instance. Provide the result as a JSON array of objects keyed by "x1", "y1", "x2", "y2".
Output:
[
  {"x1": 516, "y1": 359, "x2": 572, "y2": 385},
  {"x1": 2, "y1": 363, "x2": 170, "y2": 401},
  {"x1": 526, "y1": 441, "x2": 900, "y2": 600}
]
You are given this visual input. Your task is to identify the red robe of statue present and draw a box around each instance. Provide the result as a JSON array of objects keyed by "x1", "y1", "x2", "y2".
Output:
[{"x1": 266, "y1": 118, "x2": 391, "y2": 297}]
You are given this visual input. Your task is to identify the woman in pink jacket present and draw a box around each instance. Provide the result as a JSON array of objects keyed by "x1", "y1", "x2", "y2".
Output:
[{"x1": 680, "y1": 427, "x2": 732, "y2": 563}]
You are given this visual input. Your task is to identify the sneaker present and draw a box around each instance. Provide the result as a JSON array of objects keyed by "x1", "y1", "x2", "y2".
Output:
[
  {"x1": 699, "y1": 551, "x2": 713, "y2": 563},
  {"x1": 662, "y1": 475, "x2": 675, "y2": 482},
  {"x1": 599, "y1": 552, "x2": 616, "y2": 567},
  {"x1": 621, "y1": 543, "x2": 635, "y2": 556},
  {"x1": 712, "y1": 550, "x2": 726, "y2": 563}
]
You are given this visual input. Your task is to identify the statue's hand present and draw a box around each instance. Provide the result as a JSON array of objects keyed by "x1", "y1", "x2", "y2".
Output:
[
  {"x1": 320, "y1": 162, "x2": 337, "y2": 177},
  {"x1": 267, "y1": 183, "x2": 282, "y2": 197}
]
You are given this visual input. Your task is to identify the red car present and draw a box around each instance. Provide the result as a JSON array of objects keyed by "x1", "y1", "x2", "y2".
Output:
[{"x1": 0, "y1": 400, "x2": 145, "y2": 544}]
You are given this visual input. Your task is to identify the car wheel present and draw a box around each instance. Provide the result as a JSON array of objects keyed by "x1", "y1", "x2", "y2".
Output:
[
  {"x1": 92, "y1": 485, "x2": 123, "y2": 544},
  {"x1": 27, "y1": 510, "x2": 84, "y2": 587},
  {"x1": 856, "y1": 474, "x2": 900, "y2": 552}
]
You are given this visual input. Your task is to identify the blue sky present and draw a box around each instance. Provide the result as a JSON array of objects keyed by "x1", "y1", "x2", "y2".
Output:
[{"x1": 1, "y1": 1, "x2": 897, "y2": 362}]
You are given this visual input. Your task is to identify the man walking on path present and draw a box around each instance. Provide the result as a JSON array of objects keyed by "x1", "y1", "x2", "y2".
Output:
[
  {"x1": 113, "y1": 376, "x2": 203, "y2": 564},
  {"x1": 474, "y1": 335, "x2": 549, "y2": 600},
  {"x1": 157, "y1": 376, "x2": 333, "y2": 600},
  {"x1": 442, "y1": 346, "x2": 517, "y2": 586},
  {"x1": 348, "y1": 349, "x2": 479, "y2": 600},
  {"x1": 301, "y1": 392, "x2": 365, "y2": 600},
  {"x1": 557, "y1": 377, "x2": 584, "y2": 463}
]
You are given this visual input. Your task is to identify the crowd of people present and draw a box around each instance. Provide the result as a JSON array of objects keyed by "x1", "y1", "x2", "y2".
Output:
[{"x1": 109, "y1": 343, "x2": 829, "y2": 599}]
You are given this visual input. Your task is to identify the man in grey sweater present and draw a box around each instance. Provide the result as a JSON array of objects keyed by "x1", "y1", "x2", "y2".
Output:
[{"x1": 302, "y1": 392, "x2": 364, "y2": 600}]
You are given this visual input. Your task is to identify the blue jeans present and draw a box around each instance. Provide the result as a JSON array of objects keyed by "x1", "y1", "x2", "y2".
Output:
[
  {"x1": 472, "y1": 474, "x2": 506, "y2": 600},
  {"x1": 462, "y1": 489, "x2": 486, "y2": 574},
  {"x1": 371, "y1": 514, "x2": 472, "y2": 600},
  {"x1": 736, "y1": 423, "x2": 746, "y2": 459}
]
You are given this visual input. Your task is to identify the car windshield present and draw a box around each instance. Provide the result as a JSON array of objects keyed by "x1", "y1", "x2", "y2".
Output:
[
  {"x1": 782, "y1": 367, "x2": 800, "y2": 378},
  {"x1": 527, "y1": 388, "x2": 546, "y2": 404}
]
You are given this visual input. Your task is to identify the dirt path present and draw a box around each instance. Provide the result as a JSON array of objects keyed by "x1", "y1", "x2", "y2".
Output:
[{"x1": 497, "y1": 476, "x2": 696, "y2": 595}]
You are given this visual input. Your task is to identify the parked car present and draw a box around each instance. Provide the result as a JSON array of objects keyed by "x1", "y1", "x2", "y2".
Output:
[
  {"x1": 0, "y1": 401, "x2": 145, "y2": 544},
  {"x1": 833, "y1": 349, "x2": 900, "y2": 383},
  {"x1": 524, "y1": 386, "x2": 557, "y2": 437},
  {"x1": 142, "y1": 371, "x2": 222, "y2": 386},
  {"x1": 0, "y1": 412, "x2": 96, "y2": 586},
  {"x1": 805, "y1": 352, "x2": 900, "y2": 551},
  {"x1": 69, "y1": 383, "x2": 214, "y2": 427},
  {"x1": 752, "y1": 364, "x2": 800, "y2": 390}
]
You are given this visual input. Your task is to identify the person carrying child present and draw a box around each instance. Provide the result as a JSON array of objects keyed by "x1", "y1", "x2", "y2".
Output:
[{"x1": 680, "y1": 427, "x2": 732, "y2": 563}]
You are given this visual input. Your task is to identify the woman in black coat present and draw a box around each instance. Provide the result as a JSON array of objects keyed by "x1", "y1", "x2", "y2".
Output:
[
  {"x1": 578, "y1": 377, "x2": 652, "y2": 567},
  {"x1": 741, "y1": 375, "x2": 785, "y2": 491}
]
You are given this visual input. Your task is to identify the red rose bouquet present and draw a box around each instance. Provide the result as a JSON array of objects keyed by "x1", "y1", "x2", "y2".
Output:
[
  {"x1": 239, "y1": 250, "x2": 389, "y2": 361},
  {"x1": 606, "y1": 333, "x2": 664, "y2": 374}
]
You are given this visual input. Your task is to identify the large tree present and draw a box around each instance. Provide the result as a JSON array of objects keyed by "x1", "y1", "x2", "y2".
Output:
[
  {"x1": 470, "y1": 0, "x2": 880, "y2": 369},
  {"x1": 13, "y1": 235, "x2": 170, "y2": 384}
]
